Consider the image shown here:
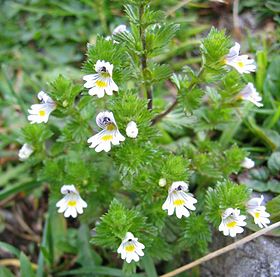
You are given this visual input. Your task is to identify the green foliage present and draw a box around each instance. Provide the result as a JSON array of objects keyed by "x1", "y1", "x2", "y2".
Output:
[
  {"x1": 21, "y1": 124, "x2": 53, "y2": 149},
  {"x1": 240, "y1": 152, "x2": 280, "y2": 193},
  {"x1": 20, "y1": 252, "x2": 35, "y2": 277},
  {"x1": 49, "y1": 75, "x2": 82, "y2": 108},
  {"x1": 200, "y1": 27, "x2": 232, "y2": 73},
  {"x1": 179, "y1": 87, "x2": 204, "y2": 114},
  {"x1": 205, "y1": 180, "x2": 251, "y2": 227},
  {"x1": 91, "y1": 199, "x2": 155, "y2": 251},
  {"x1": 160, "y1": 155, "x2": 189, "y2": 183},
  {"x1": 109, "y1": 91, "x2": 155, "y2": 140},
  {"x1": 190, "y1": 142, "x2": 246, "y2": 180},
  {"x1": 2, "y1": 0, "x2": 278, "y2": 275},
  {"x1": 180, "y1": 214, "x2": 212, "y2": 259}
]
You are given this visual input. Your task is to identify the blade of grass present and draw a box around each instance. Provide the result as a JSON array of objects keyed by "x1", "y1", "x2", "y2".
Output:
[
  {"x1": 0, "y1": 181, "x2": 41, "y2": 201},
  {"x1": 57, "y1": 266, "x2": 146, "y2": 276},
  {"x1": 0, "y1": 242, "x2": 21, "y2": 258},
  {"x1": 1, "y1": 64, "x2": 28, "y2": 116},
  {"x1": 141, "y1": 254, "x2": 158, "y2": 277}
]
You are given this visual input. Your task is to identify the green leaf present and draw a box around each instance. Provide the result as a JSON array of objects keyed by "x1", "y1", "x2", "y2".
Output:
[
  {"x1": 160, "y1": 155, "x2": 190, "y2": 183},
  {"x1": 249, "y1": 167, "x2": 270, "y2": 181},
  {"x1": 200, "y1": 27, "x2": 231, "y2": 73},
  {"x1": 179, "y1": 87, "x2": 204, "y2": 114},
  {"x1": 49, "y1": 75, "x2": 82, "y2": 106},
  {"x1": 0, "y1": 181, "x2": 41, "y2": 201},
  {"x1": 242, "y1": 179, "x2": 268, "y2": 192},
  {"x1": 0, "y1": 267, "x2": 15, "y2": 277},
  {"x1": 267, "y1": 179, "x2": 280, "y2": 193},
  {"x1": 0, "y1": 242, "x2": 20, "y2": 258},
  {"x1": 268, "y1": 152, "x2": 280, "y2": 175},
  {"x1": 21, "y1": 124, "x2": 53, "y2": 147},
  {"x1": 141, "y1": 254, "x2": 158, "y2": 277},
  {"x1": 264, "y1": 56, "x2": 280, "y2": 101},
  {"x1": 77, "y1": 224, "x2": 102, "y2": 267},
  {"x1": 20, "y1": 252, "x2": 35, "y2": 277},
  {"x1": 266, "y1": 195, "x2": 280, "y2": 221}
]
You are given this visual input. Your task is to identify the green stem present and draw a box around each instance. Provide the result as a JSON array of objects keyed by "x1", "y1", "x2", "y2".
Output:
[
  {"x1": 139, "y1": 4, "x2": 153, "y2": 110},
  {"x1": 152, "y1": 67, "x2": 204, "y2": 125}
]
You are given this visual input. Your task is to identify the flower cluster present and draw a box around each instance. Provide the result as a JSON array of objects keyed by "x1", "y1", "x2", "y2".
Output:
[
  {"x1": 219, "y1": 195, "x2": 270, "y2": 237},
  {"x1": 225, "y1": 43, "x2": 263, "y2": 107},
  {"x1": 17, "y1": 26, "x2": 269, "y2": 268}
]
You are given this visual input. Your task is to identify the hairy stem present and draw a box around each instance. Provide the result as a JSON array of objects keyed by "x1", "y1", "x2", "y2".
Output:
[{"x1": 139, "y1": 4, "x2": 153, "y2": 110}]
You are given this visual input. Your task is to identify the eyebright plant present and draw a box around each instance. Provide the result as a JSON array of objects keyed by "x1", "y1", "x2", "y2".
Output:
[{"x1": 18, "y1": 0, "x2": 271, "y2": 274}]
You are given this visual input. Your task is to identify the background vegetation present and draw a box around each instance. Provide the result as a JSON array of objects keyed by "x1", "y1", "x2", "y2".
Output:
[{"x1": 0, "y1": 0, "x2": 279, "y2": 276}]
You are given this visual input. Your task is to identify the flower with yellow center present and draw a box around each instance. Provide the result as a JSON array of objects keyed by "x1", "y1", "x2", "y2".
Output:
[
  {"x1": 28, "y1": 91, "x2": 56, "y2": 124},
  {"x1": 117, "y1": 232, "x2": 145, "y2": 263},
  {"x1": 56, "y1": 185, "x2": 87, "y2": 218},
  {"x1": 87, "y1": 111, "x2": 125, "y2": 152},
  {"x1": 162, "y1": 181, "x2": 197, "y2": 219},
  {"x1": 237, "y1": 83, "x2": 263, "y2": 107},
  {"x1": 218, "y1": 208, "x2": 246, "y2": 237},
  {"x1": 83, "y1": 60, "x2": 118, "y2": 98},
  {"x1": 247, "y1": 195, "x2": 270, "y2": 228},
  {"x1": 224, "y1": 42, "x2": 256, "y2": 74}
]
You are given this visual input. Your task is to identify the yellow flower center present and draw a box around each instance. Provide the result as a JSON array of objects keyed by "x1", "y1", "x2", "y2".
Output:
[
  {"x1": 237, "y1": 61, "x2": 244, "y2": 68},
  {"x1": 125, "y1": 244, "x2": 135, "y2": 252},
  {"x1": 96, "y1": 80, "x2": 107, "y2": 88},
  {"x1": 68, "y1": 200, "x2": 77, "y2": 207},
  {"x1": 254, "y1": 212, "x2": 260, "y2": 219},
  {"x1": 173, "y1": 199, "x2": 185, "y2": 206},
  {"x1": 226, "y1": 221, "x2": 237, "y2": 228},
  {"x1": 106, "y1": 123, "x2": 116, "y2": 131},
  {"x1": 39, "y1": 110, "x2": 46, "y2": 117},
  {"x1": 101, "y1": 135, "x2": 113, "y2": 141}
]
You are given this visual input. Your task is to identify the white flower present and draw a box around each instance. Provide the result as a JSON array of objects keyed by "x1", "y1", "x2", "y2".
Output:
[
  {"x1": 162, "y1": 181, "x2": 197, "y2": 219},
  {"x1": 83, "y1": 60, "x2": 118, "y2": 98},
  {"x1": 237, "y1": 83, "x2": 263, "y2": 107},
  {"x1": 56, "y1": 185, "x2": 87, "y2": 218},
  {"x1": 159, "y1": 178, "x2": 167, "y2": 187},
  {"x1": 18, "y1": 144, "x2": 33, "y2": 161},
  {"x1": 247, "y1": 195, "x2": 270, "y2": 228},
  {"x1": 225, "y1": 42, "x2": 256, "y2": 74},
  {"x1": 218, "y1": 208, "x2": 246, "y2": 237},
  {"x1": 126, "y1": 121, "x2": 138, "y2": 138},
  {"x1": 27, "y1": 91, "x2": 56, "y2": 124},
  {"x1": 117, "y1": 232, "x2": 145, "y2": 263},
  {"x1": 112, "y1": 24, "x2": 127, "y2": 35},
  {"x1": 87, "y1": 111, "x2": 125, "y2": 152},
  {"x1": 241, "y1": 157, "x2": 255, "y2": 169}
]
